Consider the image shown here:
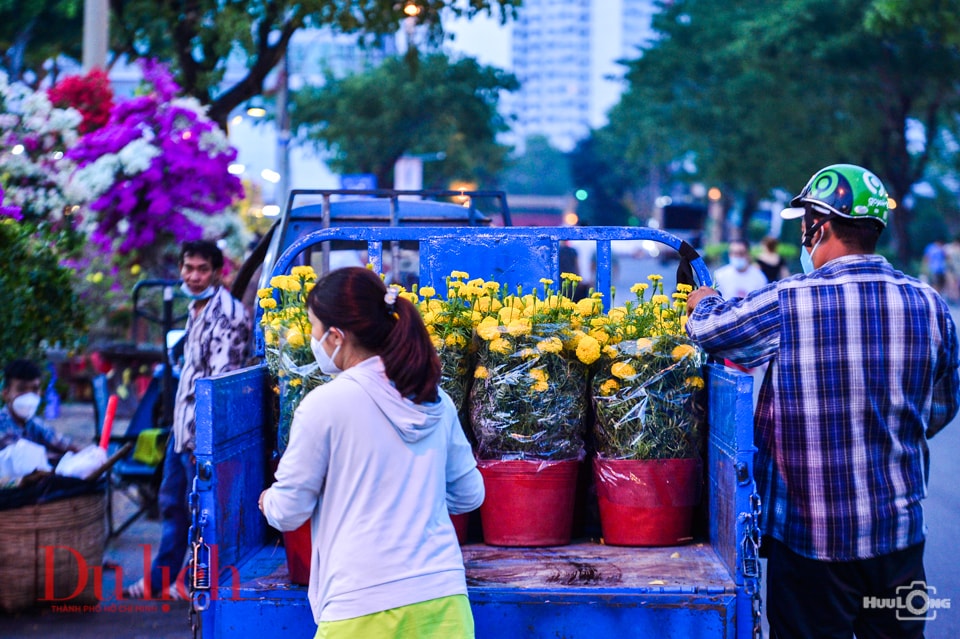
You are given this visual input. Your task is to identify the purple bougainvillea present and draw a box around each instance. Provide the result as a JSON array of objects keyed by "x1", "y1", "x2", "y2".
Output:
[{"x1": 67, "y1": 60, "x2": 244, "y2": 254}]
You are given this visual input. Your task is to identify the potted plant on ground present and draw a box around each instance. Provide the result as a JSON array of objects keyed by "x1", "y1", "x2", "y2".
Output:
[{"x1": 590, "y1": 277, "x2": 707, "y2": 546}]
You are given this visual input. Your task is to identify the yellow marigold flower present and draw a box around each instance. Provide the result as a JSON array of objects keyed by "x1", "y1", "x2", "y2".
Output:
[
  {"x1": 259, "y1": 297, "x2": 278, "y2": 309},
  {"x1": 588, "y1": 328, "x2": 610, "y2": 345},
  {"x1": 498, "y1": 306, "x2": 520, "y2": 323},
  {"x1": 305, "y1": 282, "x2": 315, "y2": 294},
  {"x1": 561, "y1": 272, "x2": 583, "y2": 283},
  {"x1": 672, "y1": 344, "x2": 696, "y2": 360},
  {"x1": 462, "y1": 284, "x2": 484, "y2": 298},
  {"x1": 648, "y1": 274, "x2": 663, "y2": 282},
  {"x1": 506, "y1": 318, "x2": 533, "y2": 337},
  {"x1": 576, "y1": 334, "x2": 601, "y2": 365},
  {"x1": 291, "y1": 265, "x2": 316, "y2": 279},
  {"x1": 599, "y1": 379, "x2": 620, "y2": 396},
  {"x1": 531, "y1": 380, "x2": 550, "y2": 392},
  {"x1": 470, "y1": 310, "x2": 484, "y2": 324},
  {"x1": 672, "y1": 292, "x2": 688, "y2": 300},
  {"x1": 677, "y1": 283, "x2": 693, "y2": 293},
  {"x1": 288, "y1": 378, "x2": 302, "y2": 388},
  {"x1": 591, "y1": 291, "x2": 603, "y2": 299},
  {"x1": 420, "y1": 286, "x2": 436, "y2": 299},
  {"x1": 450, "y1": 270, "x2": 469, "y2": 280},
  {"x1": 490, "y1": 337, "x2": 513, "y2": 355},
  {"x1": 607, "y1": 307, "x2": 627, "y2": 323},
  {"x1": 623, "y1": 325, "x2": 638, "y2": 337},
  {"x1": 519, "y1": 348, "x2": 538, "y2": 360},
  {"x1": 681, "y1": 315, "x2": 689, "y2": 331},
  {"x1": 602, "y1": 345, "x2": 618, "y2": 358},
  {"x1": 630, "y1": 283, "x2": 650, "y2": 295},
  {"x1": 467, "y1": 278, "x2": 485, "y2": 288},
  {"x1": 474, "y1": 296, "x2": 502, "y2": 313},
  {"x1": 430, "y1": 334, "x2": 444, "y2": 350},
  {"x1": 529, "y1": 368, "x2": 549, "y2": 382},
  {"x1": 539, "y1": 278, "x2": 554, "y2": 287},
  {"x1": 483, "y1": 281, "x2": 500, "y2": 292},
  {"x1": 565, "y1": 329, "x2": 586, "y2": 350},
  {"x1": 285, "y1": 329, "x2": 305, "y2": 348},
  {"x1": 264, "y1": 329, "x2": 279, "y2": 346},
  {"x1": 474, "y1": 365, "x2": 489, "y2": 379},
  {"x1": 444, "y1": 333, "x2": 468, "y2": 348},
  {"x1": 421, "y1": 299, "x2": 443, "y2": 313},
  {"x1": 477, "y1": 316, "x2": 501, "y2": 341},
  {"x1": 536, "y1": 337, "x2": 564, "y2": 354},
  {"x1": 685, "y1": 376, "x2": 705, "y2": 389},
  {"x1": 576, "y1": 297, "x2": 600, "y2": 317},
  {"x1": 651, "y1": 294, "x2": 669, "y2": 305},
  {"x1": 400, "y1": 292, "x2": 419, "y2": 304},
  {"x1": 590, "y1": 317, "x2": 609, "y2": 328},
  {"x1": 636, "y1": 337, "x2": 653, "y2": 351},
  {"x1": 611, "y1": 362, "x2": 637, "y2": 379}
]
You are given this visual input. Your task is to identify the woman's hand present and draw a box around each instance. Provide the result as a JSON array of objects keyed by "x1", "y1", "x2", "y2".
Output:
[{"x1": 258, "y1": 489, "x2": 268, "y2": 513}]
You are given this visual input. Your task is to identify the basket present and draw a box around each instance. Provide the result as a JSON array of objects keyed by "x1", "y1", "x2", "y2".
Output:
[{"x1": 0, "y1": 492, "x2": 106, "y2": 612}]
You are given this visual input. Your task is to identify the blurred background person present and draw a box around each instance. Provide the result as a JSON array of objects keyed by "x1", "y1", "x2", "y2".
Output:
[
  {"x1": 713, "y1": 239, "x2": 768, "y2": 299},
  {"x1": 756, "y1": 236, "x2": 790, "y2": 282}
]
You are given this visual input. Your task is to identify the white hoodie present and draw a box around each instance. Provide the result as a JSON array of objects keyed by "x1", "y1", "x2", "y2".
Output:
[{"x1": 262, "y1": 356, "x2": 484, "y2": 624}]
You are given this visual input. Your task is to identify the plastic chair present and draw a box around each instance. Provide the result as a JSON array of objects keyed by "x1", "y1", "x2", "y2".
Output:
[{"x1": 93, "y1": 370, "x2": 169, "y2": 539}]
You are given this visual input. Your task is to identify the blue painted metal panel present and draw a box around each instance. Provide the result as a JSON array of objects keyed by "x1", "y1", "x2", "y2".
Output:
[{"x1": 195, "y1": 365, "x2": 272, "y2": 639}]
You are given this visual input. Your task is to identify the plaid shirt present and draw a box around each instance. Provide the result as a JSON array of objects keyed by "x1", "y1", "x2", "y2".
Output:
[{"x1": 686, "y1": 254, "x2": 959, "y2": 561}]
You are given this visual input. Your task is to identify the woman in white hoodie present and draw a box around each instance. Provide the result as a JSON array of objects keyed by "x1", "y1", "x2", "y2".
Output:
[{"x1": 259, "y1": 267, "x2": 485, "y2": 638}]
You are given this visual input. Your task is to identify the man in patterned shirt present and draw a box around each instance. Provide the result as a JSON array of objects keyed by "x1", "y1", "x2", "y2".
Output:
[
  {"x1": 685, "y1": 164, "x2": 959, "y2": 639},
  {"x1": 125, "y1": 240, "x2": 251, "y2": 599}
]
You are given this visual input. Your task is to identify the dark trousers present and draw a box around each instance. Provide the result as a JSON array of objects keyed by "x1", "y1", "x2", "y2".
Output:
[
  {"x1": 148, "y1": 437, "x2": 196, "y2": 595},
  {"x1": 767, "y1": 537, "x2": 927, "y2": 639}
]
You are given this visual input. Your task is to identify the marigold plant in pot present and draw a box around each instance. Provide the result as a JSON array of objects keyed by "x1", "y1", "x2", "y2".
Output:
[
  {"x1": 466, "y1": 273, "x2": 602, "y2": 546},
  {"x1": 258, "y1": 265, "x2": 330, "y2": 583},
  {"x1": 590, "y1": 278, "x2": 707, "y2": 546}
]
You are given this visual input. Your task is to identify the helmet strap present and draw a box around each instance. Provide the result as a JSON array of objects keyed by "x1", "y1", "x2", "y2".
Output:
[{"x1": 802, "y1": 209, "x2": 832, "y2": 248}]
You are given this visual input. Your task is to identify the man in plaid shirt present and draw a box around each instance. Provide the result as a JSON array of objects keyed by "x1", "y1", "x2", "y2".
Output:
[{"x1": 685, "y1": 164, "x2": 959, "y2": 639}]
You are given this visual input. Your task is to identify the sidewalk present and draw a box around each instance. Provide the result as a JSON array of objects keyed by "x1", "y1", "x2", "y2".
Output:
[{"x1": 2, "y1": 402, "x2": 192, "y2": 638}]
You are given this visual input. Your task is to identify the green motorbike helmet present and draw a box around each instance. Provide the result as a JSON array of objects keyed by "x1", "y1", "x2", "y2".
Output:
[{"x1": 780, "y1": 164, "x2": 889, "y2": 227}]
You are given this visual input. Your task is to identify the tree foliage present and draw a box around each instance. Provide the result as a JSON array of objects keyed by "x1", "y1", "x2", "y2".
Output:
[
  {"x1": 605, "y1": 0, "x2": 960, "y2": 262},
  {"x1": 290, "y1": 52, "x2": 518, "y2": 189},
  {"x1": 499, "y1": 136, "x2": 572, "y2": 196},
  {"x1": 108, "y1": 0, "x2": 520, "y2": 128},
  {"x1": 0, "y1": 0, "x2": 82, "y2": 83}
]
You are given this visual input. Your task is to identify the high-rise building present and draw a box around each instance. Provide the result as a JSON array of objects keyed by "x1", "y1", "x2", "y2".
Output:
[{"x1": 505, "y1": 0, "x2": 658, "y2": 152}]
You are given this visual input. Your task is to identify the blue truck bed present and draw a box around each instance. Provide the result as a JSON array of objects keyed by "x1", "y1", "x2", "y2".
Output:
[{"x1": 192, "y1": 226, "x2": 760, "y2": 638}]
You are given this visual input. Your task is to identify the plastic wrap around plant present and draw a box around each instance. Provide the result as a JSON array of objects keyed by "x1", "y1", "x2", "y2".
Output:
[
  {"x1": 259, "y1": 266, "x2": 330, "y2": 453},
  {"x1": 470, "y1": 321, "x2": 587, "y2": 461},
  {"x1": 592, "y1": 334, "x2": 706, "y2": 460}
]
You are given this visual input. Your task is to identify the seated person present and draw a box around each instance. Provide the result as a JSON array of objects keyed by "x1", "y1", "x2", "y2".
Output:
[{"x1": 1, "y1": 359, "x2": 80, "y2": 467}]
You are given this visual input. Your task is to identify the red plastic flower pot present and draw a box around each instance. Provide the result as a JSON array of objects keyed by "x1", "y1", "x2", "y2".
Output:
[
  {"x1": 282, "y1": 521, "x2": 311, "y2": 585},
  {"x1": 593, "y1": 457, "x2": 701, "y2": 547},
  {"x1": 477, "y1": 459, "x2": 579, "y2": 547}
]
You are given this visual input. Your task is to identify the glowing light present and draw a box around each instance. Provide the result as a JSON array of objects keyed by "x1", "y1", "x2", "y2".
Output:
[
  {"x1": 575, "y1": 189, "x2": 588, "y2": 201},
  {"x1": 403, "y1": 1, "x2": 421, "y2": 17},
  {"x1": 262, "y1": 205, "x2": 281, "y2": 217},
  {"x1": 53, "y1": 151, "x2": 64, "y2": 160},
  {"x1": 887, "y1": 197, "x2": 897, "y2": 210},
  {"x1": 231, "y1": 115, "x2": 243, "y2": 126},
  {"x1": 182, "y1": 131, "x2": 192, "y2": 140},
  {"x1": 228, "y1": 163, "x2": 246, "y2": 175},
  {"x1": 11, "y1": 144, "x2": 24, "y2": 155},
  {"x1": 247, "y1": 107, "x2": 267, "y2": 118},
  {"x1": 261, "y1": 169, "x2": 281, "y2": 183},
  {"x1": 708, "y1": 187, "x2": 722, "y2": 201},
  {"x1": 563, "y1": 212, "x2": 579, "y2": 226}
]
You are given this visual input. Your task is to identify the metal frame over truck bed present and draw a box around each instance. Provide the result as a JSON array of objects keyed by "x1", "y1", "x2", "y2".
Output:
[{"x1": 190, "y1": 225, "x2": 761, "y2": 639}]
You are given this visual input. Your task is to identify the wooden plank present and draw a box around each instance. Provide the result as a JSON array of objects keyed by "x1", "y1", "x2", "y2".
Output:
[{"x1": 463, "y1": 542, "x2": 733, "y2": 593}]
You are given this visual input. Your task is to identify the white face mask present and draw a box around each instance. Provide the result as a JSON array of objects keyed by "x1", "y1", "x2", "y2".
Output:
[
  {"x1": 730, "y1": 256, "x2": 749, "y2": 271},
  {"x1": 180, "y1": 282, "x2": 216, "y2": 301},
  {"x1": 311, "y1": 330, "x2": 342, "y2": 375},
  {"x1": 11, "y1": 392, "x2": 41, "y2": 421}
]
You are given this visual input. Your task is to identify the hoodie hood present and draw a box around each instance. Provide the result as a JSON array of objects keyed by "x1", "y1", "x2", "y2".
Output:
[{"x1": 340, "y1": 357, "x2": 447, "y2": 443}]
